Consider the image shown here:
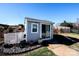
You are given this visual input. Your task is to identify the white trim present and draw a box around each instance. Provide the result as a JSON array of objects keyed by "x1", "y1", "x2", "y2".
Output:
[
  {"x1": 40, "y1": 23, "x2": 51, "y2": 39},
  {"x1": 40, "y1": 23, "x2": 42, "y2": 38},
  {"x1": 50, "y1": 24, "x2": 51, "y2": 38},
  {"x1": 24, "y1": 19, "x2": 28, "y2": 42},
  {"x1": 31, "y1": 23, "x2": 38, "y2": 33}
]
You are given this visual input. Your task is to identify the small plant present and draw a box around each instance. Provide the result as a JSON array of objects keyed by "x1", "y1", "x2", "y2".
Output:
[
  {"x1": 4, "y1": 44, "x2": 13, "y2": 48},
  {"x1": 19, "y1": 40, "x2": 27, "y2": 48},
  {"x1": 27, "y1": 40, "x2": 33, "y2": 46},
  {"x1": 24, "y1": 34, "x2": 26, "y2": 38},
  {"x1": 40, "y1": 40, "x2": 49, "y2": 46}
]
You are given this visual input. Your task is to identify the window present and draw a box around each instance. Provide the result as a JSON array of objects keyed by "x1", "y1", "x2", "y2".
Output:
[{"x1": 31, "y1": 23, "x2": 38, "y2": 33}]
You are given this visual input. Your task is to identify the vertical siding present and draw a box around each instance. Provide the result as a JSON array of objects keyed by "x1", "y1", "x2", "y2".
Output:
[{"x1": 27, "y1": 21, "x2": 40, "y2": 42}]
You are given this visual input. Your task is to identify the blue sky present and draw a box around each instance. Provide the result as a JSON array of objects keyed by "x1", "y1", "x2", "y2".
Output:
[{"x1": 0, "y1": 3, "x2": 79, "y2": 25}]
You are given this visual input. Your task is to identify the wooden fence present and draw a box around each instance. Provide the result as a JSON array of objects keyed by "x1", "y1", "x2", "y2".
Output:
[{"x1": 4, "y1": 32, "x2": 25, "y2": 44}]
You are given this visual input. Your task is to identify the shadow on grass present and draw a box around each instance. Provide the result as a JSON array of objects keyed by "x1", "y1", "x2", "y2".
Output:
[{"x1": 41, "y1": 34, "x2": 79, "y2": 46}]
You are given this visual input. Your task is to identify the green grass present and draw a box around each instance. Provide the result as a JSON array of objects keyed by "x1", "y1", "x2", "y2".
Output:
[
  {"x1": 60, "y1": 33, "x2": 79, "y2": 39},
  {"x1": 61, "y1": 33, "x2": 79, "y2": 51},
  {"x1": 16, "y1": 47, "x2": 56, "y2": 56},
  {"x1": 70, "y1": 42, "x2": 79, "y2": 51},
  {"x1": 67, "y1": 33, "x2": 79, "y2": 38}
]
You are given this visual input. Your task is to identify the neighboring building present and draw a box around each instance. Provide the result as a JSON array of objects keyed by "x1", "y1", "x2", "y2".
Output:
[
  {"x1": 71, "y1": 19, "x2": 79, "y2": 33},
  {"x1": 54, "y1": 26, "x2": 70, "y2": 33},
  {"x1": 73, "y1": 18, "x2": 79, "y2": 29},
  {"x1": 59, "y1": 26, "x2": 70, "y2": 33}
]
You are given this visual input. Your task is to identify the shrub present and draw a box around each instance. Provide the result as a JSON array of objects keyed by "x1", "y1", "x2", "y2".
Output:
[
  {"x1": 19, "y1": 40, "x2": 27, "y2": 48},
  {"x1": 24, "y1": 34, "x2": 26, "y2": 38},
  {"x1": 40, "y1": 40, "x2": 49, "y2": 46},
  {"x1": 4, "y1": 44, "x2": 13, "y2": 48}
]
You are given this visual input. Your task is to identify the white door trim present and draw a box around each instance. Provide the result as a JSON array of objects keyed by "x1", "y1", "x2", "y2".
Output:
[
  {"x1": 40, "y1": 23, "x2": 51, "y2": 39},
  {"x1": 50, "y1": 24, "x2": 51, "y2": 39},
  {"x1": 40, "y1": 23, "x2": 42, "y2": 38}
]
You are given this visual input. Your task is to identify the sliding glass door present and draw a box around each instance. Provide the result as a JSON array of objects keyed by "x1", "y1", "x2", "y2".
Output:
[{"x1": 42, "y1": 24, "x2": 50, "y2": 38}]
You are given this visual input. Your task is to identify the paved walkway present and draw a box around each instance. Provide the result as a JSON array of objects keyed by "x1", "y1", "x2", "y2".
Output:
[{"x1": 48, "y1": 44, "x2": 79, "y2": 56}]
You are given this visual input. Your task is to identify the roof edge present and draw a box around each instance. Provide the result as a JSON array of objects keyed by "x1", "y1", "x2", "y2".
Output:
[{"x1": 25, "y1": 17, "x2": 54, "y2": 24}]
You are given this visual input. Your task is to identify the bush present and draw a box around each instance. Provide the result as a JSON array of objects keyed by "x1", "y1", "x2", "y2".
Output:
[
  {"x1": 24, "y1": 34, "x2": 26, "y2": 38},
  {"x1": 19, "y1": 40, "x2": 27, "y2": 48},
  {"x1": 4, "y1": 44, "x2": 13, "y2": 48},
  {"x1": 29, "y1": 40, "x2": 34, "y2": 45},
  {"x1": 40, "y1": 40, "x2": 49, "y2": 46}
]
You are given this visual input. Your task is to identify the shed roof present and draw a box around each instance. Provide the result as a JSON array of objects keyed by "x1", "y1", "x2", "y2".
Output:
[{"x1": 25, "y1": 17, "x2": 54, "y2": 24}]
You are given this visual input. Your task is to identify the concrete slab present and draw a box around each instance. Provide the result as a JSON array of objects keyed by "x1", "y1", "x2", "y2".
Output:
[{"x1": 48, "y1": 44, "x2": 79, "y2": 56}]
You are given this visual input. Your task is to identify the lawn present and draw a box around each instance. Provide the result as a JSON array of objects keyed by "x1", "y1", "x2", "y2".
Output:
[
  {"x1": 59, "y1": 33, "x2": 79, "y2": 51},
  {"x1": 11, "y1": 47, "x2": 56, "y2": 56},
  {"x1": 70, "y1": 42, "x2": 79, "y2": 51},
  {"x1": 60, "y1": 33, "x2": 79, "y2": 39}
]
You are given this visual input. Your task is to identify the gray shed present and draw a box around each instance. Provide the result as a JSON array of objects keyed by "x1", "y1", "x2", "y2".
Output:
[{"x1": 24, "y1": 17, "x2": 54, "y2": 43}]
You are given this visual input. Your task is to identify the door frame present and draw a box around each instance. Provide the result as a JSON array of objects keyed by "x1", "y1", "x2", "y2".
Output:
[{"x1": 40, "y1": 23, "x2": 51, "y2": 39}]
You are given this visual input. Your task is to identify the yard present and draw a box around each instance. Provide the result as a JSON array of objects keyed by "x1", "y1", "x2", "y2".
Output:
[
  {"x1": 8, "y1": 47, "x2": 56, "y2": 56},
  {"x1": 60, "y1": 33, "x2": 79, "y2": 39},
  {"x1": 59, "y1": 33, "x2": 79, "y2": 52},
  {"x1": 1, "y1": 33, "x2": 79, "y2": 56},
  {"x1": 21, "y1": 32, "x2": 79, "y2": 56}
]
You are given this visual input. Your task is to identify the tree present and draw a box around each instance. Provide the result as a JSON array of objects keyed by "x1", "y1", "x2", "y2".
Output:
[
  {"x1": 60, "y1": 21, "x2": 74, "y2": 32},
  {"x1": 18, "y1": 24, "x2": 24, "y2": 29},
  {"x1": 60, "y1": 20, "x2": 68, "y2": 26},
  {"x1": 67, "y1": 23, "x2": 73, "y2": 29},
  {"x1": 60, "y1": 20, "x2": 73, "y2": 29}
]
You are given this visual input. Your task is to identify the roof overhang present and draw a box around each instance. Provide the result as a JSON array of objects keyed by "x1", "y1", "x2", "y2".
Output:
[{"x1": 25, "y1": 17, "x2": 54, "y2": 24}]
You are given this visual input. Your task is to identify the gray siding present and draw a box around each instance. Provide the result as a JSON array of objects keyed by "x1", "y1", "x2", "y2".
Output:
[{"x1": 27, "y1": 21, "x2": 40, "y2": 42}]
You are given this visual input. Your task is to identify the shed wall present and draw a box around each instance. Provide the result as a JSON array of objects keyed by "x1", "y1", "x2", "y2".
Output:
[{"x1": 27, "y1": 21, "x2": 40, "y2": 42}]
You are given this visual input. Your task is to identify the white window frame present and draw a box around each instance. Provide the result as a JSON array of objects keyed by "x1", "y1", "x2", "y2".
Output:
[{"x1": 31, "y1": 23, "x2": 38, "y2": 33}]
